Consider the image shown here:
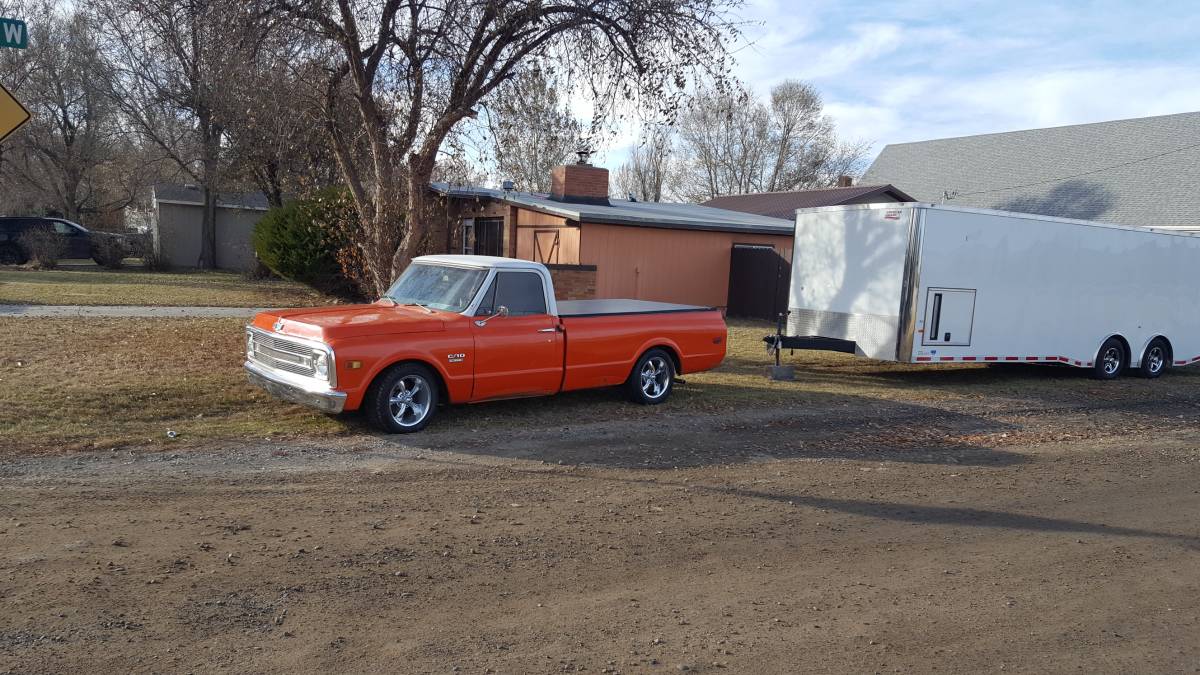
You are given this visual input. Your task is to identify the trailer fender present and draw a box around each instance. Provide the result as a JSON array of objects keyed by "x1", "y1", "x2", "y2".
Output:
[
  {"x1": 1093, "y1": 334, "x2": 1131, "y2": 366},
  {"x1": 1135, "y1": 335, "x2": 1173, "y2": 367}
]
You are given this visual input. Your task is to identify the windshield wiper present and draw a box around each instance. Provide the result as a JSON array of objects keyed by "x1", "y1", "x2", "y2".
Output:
[{"x1": 401, "y1": 302, "x2": 435, "y2": 314}]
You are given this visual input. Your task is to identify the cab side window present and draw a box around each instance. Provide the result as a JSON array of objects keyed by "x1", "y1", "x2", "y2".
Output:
[{"x1": 476, "y1": 272, "x2": 547, "y2": 317}]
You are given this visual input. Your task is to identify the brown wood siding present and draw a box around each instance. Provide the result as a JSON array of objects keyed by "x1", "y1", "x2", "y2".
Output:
[
  {"x1": 578, "y1": 223, "x2": 793, "y2": 308},
  {"x1": 514, "y1": 208, "x2": 579, "y2": 264}
]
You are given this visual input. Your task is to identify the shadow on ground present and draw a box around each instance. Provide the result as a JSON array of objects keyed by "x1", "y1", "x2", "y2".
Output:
[{"x1": 347, "y1": 385, "x2": 1027, "y2": 470}]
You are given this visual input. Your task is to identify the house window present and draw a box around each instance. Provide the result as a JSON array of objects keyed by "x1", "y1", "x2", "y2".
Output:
[{"x1": 462, "y1": 217, "x2": 504, "y2": 257}]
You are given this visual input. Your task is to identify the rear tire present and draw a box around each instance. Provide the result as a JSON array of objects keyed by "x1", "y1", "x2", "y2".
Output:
[
  {"x1": 626, "y1": 348, "x2": 675, "y2": 405},
  {"x1": 364, "y1": 363, "x2": 440, "y2": 433},
  {"x1": 1138, "y1": 338, "x2": 1170, "y2": 379},
  {"x1": 1092, "y1": 337, "x2": 1126, "y2": 380},
  {"x1": 0, "y1": 243, "x2": 26, "y2": 265}
]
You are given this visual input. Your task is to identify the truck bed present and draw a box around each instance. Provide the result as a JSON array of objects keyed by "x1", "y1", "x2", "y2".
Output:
[
  {"x1": 558, "y1": 301, "x2": 726, "y2": 392},
  {"x1": 557, "y1": 299, "x2": 715, "y2": 317}
]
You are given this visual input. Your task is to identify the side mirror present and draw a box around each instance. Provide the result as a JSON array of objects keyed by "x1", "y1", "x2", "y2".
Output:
[{"x1": 473, "y1": 305, "x2": 509, "y2": 327}]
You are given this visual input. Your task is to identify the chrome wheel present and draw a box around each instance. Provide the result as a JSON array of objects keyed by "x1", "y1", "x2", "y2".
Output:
[
  {"x1": 388, "y1": 374, "x2": 431, "y2": 428},
  {"x1": 1146, "y1": 345, "x2": 1165, "y2": 374},
  {"x1": 640, "y1": 355, "x2": 671, "y2": 399},
  {"x1": 1101, "y1": 346, "x2": 1122, "y2": 375}
]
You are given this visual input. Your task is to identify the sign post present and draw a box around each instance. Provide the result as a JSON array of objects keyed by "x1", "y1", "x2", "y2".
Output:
[{"x1": 0, "y1": 17, "x2": 26, "y2": 50}]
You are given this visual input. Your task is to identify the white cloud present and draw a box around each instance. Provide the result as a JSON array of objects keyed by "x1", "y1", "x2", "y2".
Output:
[{"x1": 591, "y1": 1, "x2": 1200, "y2": 172}]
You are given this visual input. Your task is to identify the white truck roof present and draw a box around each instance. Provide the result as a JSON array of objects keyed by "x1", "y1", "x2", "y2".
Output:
[{"x1": 415, "y1": 254, "x2": 548, "y2": 271}]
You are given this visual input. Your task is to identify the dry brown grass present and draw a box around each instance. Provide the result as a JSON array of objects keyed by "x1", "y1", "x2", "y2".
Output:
[
  {"x1": 0, "y1": 318, "x2": 344, "y2": 456},
  {"x1": 2, "y1": 316, "x2": 1195, "y2": 456},
  {"x1": 0, "y1": 267, "x2": 333, "y2": 307}
]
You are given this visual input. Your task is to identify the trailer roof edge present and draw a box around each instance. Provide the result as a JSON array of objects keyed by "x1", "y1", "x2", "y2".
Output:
[{"x1": 792, "y1": 203, "x2": 1200, "y2": 239}]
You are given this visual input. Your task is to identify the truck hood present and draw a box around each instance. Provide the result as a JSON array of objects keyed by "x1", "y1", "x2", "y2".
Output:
[{"x1": 251, "y1": 302, "x2": 447, "y2": 342}]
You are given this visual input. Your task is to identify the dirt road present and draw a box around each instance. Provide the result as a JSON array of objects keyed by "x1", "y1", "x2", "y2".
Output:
[{"x1": 2, "y1": 393, "x2": 1198, "y2": 674}]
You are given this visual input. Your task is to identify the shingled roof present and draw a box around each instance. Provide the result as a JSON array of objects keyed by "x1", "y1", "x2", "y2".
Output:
[
  {"x1": 862, "y1": 111, "x2": 1200, "y2": 227},
  {"x1": 701, "y1": 184, "x2": 914, "y2": 220},
  {"x1": 431, "y1": 183, "x2": 794, "y2": 235}
]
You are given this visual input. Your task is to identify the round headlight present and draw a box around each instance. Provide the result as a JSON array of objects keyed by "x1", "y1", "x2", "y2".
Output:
[{"x1": 314, "y1": 351, "x2": 329, "y2": 378}]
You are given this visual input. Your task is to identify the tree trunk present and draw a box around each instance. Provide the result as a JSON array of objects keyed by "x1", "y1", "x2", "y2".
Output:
[
  {"x1": 199, "y1": 185, "x2": 217, "y2": 269},
  {"x1": 196, "y1": 112, "x2": 220, "y2": 270},
  {"x1": 388, "y1": 155, "x2": 440, "y2": 289}
]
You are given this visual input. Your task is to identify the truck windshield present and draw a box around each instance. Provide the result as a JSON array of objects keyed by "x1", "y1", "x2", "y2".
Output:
[{"x1": 384, "y1": 264, "x2": 488, "y2": 313}]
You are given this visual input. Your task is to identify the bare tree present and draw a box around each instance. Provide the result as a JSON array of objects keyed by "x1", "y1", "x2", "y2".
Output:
[
  {"x1": 221, "y1": 22, "x2": 344, "y2": 207},
  {"x1": 275, "y1": 0, "x2": 741, "y2": 296},
  {"x1": 675, "y1": 79, "x2": 869, "y2": 201},
  {"x1": 92, "y1": 0, "x2": 267, "y2": 267},
  {"x1": 0, "y1": 2, "x2": 146, "y2": 223},
  {"x1": 485, "y1": 68, "x2": 582, "y2": 193},
  {"x1": 612, "y1": 125, "x2": 677, "y2": 202}
]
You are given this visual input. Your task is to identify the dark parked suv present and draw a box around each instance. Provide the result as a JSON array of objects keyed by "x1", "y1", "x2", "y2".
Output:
[{"x1": 0, "y1": 216, "x2": 95, "y2": 265}]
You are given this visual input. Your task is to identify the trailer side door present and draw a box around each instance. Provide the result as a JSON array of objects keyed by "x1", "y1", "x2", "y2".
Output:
[{"x1": 921, "y1": 288, "x2": 976, "y2": 346}]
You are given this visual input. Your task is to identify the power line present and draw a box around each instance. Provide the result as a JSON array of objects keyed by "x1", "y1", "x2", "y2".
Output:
[{"x1": 948, "y1": 139, "x2": 1200, "y2": 199}]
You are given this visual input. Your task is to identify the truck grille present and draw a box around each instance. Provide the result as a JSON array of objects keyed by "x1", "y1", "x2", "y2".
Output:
[{"x1": 249, "y1": 331, "x2": 316, "y2": 377}]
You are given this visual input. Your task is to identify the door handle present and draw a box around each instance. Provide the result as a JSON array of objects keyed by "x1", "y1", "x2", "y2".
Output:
[{"x1": 537, "y1": 327, "x2": 560, "y2": 333}]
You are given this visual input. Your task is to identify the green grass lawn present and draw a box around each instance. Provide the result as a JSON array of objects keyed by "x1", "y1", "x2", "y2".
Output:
[
  {"x1": 3, "y1": 316, "x2": 1194, "y2": 456},
  {"x1": 0, "y1": 266, "x2": 335, "y2": 307}
]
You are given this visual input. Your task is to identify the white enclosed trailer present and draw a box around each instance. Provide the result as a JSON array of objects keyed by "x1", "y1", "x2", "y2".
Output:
[{"x1": 777, "y1": 203, "x2": 1200, "y2": 379}]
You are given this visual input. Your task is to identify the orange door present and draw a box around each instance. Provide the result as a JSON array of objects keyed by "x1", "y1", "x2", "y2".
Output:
[
  {"x1": 470, "y1": 270, "x2": 564, "y2": 400},
  {"x1": 471, "y1": 315, "x2": 562, "y2": 399}
]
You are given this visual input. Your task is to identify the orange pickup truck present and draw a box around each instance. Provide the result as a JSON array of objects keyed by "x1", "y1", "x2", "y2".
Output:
[{"x1": 245, "y1": 255, "x2": 728, "y2": 432}]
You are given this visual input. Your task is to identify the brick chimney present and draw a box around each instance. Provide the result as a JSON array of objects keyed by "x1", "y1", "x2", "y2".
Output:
[
  {"x1": 550, "y1": 158, "x2": 610, "y2": 205},
  {"x1": 837, "y1": 175, "x2": 853, "y2": 188}
]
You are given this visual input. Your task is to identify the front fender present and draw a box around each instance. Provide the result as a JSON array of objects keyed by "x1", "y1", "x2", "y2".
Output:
[{"x1": 333, "y1": 336, "x2": 475, "y2": 410}]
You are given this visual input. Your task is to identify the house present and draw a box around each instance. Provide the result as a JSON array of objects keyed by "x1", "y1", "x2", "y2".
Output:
[
  {"x1": 435, "y1": 161, "x2": 797, "y2": 317},
  {"x1": 151, "y1": 184, "x2": 271, "y2": 270},
  {"x1": 701, "y1": 181, "x2": 915, "y2": 219},
  {"x1": 862, "y1": 111, "x2": 1200, "y2": 227}
]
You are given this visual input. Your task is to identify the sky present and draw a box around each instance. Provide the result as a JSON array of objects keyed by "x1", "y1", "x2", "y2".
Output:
[{"x1": 597, "y1": 0, "x2": 1200, "y2": 171}]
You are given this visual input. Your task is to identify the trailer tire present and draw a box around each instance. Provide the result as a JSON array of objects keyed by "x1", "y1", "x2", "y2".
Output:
[
  {"x1": 1092, "y1": 337, "x2": 1126, "y2": 380},
  {"x1": 626, "y1": 348, "x2": 675, "y2": 405},
  {"x1": 1138, "y1": 338, "x2": 1170, "y2": 379},
  {"x1": 364, "y1": 363, "x2": 440, "y2": 433}
]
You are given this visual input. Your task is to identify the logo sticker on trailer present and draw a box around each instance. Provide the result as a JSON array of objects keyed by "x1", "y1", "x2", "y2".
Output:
[{"x1": 884, "y1": 210, "x2": 902, "y2": 220}]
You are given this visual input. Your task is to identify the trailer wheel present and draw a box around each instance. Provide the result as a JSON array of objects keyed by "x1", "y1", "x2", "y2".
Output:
[
  {"x1": 1092, "y1": 337, "x2": 1126, "y2": 380},
  {"x1": 1138, "y1": 338, "x2": 1170, "y2": 379},
  {"x1": 626, "y1": 348, "x2": 675, "y2": 405},
  {"x1": 364, "y1": 363, "x2": 440, "y2": 433}
]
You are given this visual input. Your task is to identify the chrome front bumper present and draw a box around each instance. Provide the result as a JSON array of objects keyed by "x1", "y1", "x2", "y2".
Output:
[{"x1": 245, "y1": 360, "x2": 347, "y2": 414}]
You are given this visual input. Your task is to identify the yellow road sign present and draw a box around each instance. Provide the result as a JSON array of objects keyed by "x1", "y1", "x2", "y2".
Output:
[{"x1": 0, "y1": 81, "x2": 30, "y2": 144}]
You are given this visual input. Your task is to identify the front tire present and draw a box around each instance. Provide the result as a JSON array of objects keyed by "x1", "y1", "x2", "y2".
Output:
[
  {"x1": 364, "y1": 363, "x2": 439, "y2": 433},
  {"x1": 626, "y1": 348, "x2": 675, "y2": 405},
  {"x1": 1092, "y1": 337, "x2": 1126, "y2": 380},
  {"x1": 1138, "y1": 338, "x2": 1170, "y2": 379}
]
